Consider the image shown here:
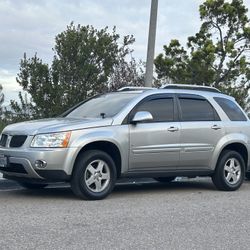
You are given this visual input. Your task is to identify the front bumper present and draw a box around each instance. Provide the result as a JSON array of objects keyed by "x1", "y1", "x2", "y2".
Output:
[{"x1": 0, "y1": 147, "x2": 75, "y2": 181}]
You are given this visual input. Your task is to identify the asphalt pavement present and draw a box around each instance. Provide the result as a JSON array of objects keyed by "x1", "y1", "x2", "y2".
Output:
[{"x1": 0, "y1": 177, "x2": 250, "y2": 250}]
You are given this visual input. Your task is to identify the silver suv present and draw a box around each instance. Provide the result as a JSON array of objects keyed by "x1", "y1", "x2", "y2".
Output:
[{"x1": 1, "y1": 85, "x2": 250, "y2": 200}]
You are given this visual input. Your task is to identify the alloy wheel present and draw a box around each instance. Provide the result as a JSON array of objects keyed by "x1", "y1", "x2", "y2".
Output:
[
  {"x1": 224, "y1": 157, "x2": 241, "y2": 185},
  {"x1": 84, "y1": 159, "x2": 111, "y2": 193}
]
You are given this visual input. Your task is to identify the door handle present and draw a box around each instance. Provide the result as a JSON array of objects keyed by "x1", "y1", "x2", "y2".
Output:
[
  {"x1": 211, "y1": 125, "x2": 221, "y2": 130},
  {"x1": 168, "y1": 126, "x2": 179, "y2": 132}
]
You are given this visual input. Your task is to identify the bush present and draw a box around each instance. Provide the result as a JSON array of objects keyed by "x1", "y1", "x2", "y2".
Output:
[{"x1": 0, "y1": 122, "x2": 6, "y2": 133}]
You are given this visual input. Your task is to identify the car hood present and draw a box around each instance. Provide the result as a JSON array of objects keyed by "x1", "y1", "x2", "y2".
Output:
[{"x1": 3, "y1": 117, "x2": 113, "y2": 135}]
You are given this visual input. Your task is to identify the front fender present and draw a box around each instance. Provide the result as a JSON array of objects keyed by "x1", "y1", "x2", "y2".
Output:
[{"x1": 65, "y1": 126, "x2": 129, "y2": 175}]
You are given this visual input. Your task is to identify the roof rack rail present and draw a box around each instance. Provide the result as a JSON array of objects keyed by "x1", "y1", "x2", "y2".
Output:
[
  {"x1": 118, "y1": 86, "x2": 155, "y2": 92},
  {"x1": 161, "y1": 84, "x2": 221, "y2": 93}
]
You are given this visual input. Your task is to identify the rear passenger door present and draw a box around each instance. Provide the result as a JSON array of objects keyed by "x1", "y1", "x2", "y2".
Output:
[{"x1": 177, "y1": 94, "x2": 225, "y2": 169}]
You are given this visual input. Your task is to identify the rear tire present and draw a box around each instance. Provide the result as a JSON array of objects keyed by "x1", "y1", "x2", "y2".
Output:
[
  {"x1": 154, "y1": 177, "x2": 176, "y2": 183},
  {"x1": 212, "y1": 150, "x2": 245, "y2": 191},
  {"x1": 71, "y1": 150, "x2": 117, "y2": 200},
  {"x1": 18, "y1": 182, "x2": 48, "y2": 189}
]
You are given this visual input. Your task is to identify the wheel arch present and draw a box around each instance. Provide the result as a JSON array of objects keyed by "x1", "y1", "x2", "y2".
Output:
[
  {"x1": 221, "y1": 143, "x2": 248, "y2": 169},
  {"x1": 213, "y1": 141, "x2": 249, "y2": 171},
  {"x1": 72, "y1": 140, "x2": 122, "y2": 178}
]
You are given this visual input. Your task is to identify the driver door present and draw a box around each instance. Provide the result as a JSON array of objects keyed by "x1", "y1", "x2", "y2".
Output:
[{"x1": 128, "y1": 94, "x2": 181, "y2": 172}]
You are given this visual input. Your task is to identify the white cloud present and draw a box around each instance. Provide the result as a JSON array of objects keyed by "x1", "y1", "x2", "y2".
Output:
[
  {"x1": 0, "y1": 68, "x2": 21, "y2": 104},
  {"x1": 0, "y1": 0, "x2": 250, "y2": 104},
  {"x1": 0, "y1": 69, "x2": 19, "y2": 91}
]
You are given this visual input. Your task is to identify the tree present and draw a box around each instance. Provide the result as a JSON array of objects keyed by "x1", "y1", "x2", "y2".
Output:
[
  {"x1": 8, "y1": 23, "x2": 142, "y2": 121},
  {"x1": 155, "y1": 0, "x2": 250, "y2": 109},
  {"x1": 109, "y1": 50, "x2": 145, "y2": 91},
  {"x1": 13, "y1": 54, "x2": 53, "y2": 119},
  {"x1": 4, "y1": 92, "x2": 35, "y2": 123}
]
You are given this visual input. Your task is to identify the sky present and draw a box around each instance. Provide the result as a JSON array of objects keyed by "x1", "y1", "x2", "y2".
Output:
[{"x1": 1, "y1": 0, "x2": 250, "y2": 105}]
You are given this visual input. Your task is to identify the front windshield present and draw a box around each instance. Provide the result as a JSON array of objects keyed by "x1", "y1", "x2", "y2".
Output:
[{"x1": 66, "y1": 92, "x2": 139, "y2": 119}]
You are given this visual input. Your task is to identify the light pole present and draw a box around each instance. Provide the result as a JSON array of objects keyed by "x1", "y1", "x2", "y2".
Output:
[{"x1": 145, "y1": 0, "x2": 158, "y2": 87}]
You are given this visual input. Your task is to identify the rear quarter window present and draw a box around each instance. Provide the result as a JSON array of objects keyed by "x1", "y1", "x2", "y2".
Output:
[{"x1": 214, "y1": 97, "x2": 247, "y2": 121}]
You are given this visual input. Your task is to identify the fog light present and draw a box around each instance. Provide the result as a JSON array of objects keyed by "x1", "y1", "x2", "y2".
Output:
[{"x1": 35, "y1": 160, "x2": 47, "y2": 168}]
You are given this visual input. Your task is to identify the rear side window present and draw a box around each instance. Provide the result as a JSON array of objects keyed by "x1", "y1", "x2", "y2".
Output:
[
  {"x1": 214, "y1": 97, "x2": 247, "y2": 121},
  {"x1": 135, "y1": 98, "x2": 174, "y2": 122},
  {"x1": 179, "y1": 98, "x2": 219, "y2": 121}
]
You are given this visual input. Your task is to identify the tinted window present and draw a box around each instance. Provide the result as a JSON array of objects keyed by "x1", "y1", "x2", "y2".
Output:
[
  {"x1": 66, "y1": 93, "x2": 138, "y2": 119},
  {"x1": 179, "y1": 98, "x2": 218, "y2": 121},
  {"x1": 135, "y1": 98, "x2": 174, "y2": 122},
  {"x1": 214, "y1": 97, "x2": 247, "y2": 121}
]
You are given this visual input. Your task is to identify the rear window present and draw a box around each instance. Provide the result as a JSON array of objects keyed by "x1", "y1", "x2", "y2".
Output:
[{"x1": 214, "y1": 97, "x2": 247, "y2": 121}]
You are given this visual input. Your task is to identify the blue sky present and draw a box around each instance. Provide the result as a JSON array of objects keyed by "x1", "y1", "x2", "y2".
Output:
[{"x1": 0, "y1": 0, "x2": 250, "y2": 104}]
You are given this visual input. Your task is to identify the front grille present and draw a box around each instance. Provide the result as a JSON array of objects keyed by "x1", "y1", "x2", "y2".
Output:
[
  {"x1": 10, "y1": 135, "x2": 27, "y2": 148},
  {"x1": 0, "y1": 134, "x2": 27, "y2": 148},
  {"x1": 0, "y1": 134, "x2": 8, "y2": 147},
  {"x1": 0, "y1": 163, "x2": 27, "y2": 174}
]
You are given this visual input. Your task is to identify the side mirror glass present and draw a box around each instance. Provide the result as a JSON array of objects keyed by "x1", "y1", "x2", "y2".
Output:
[{"x1": 131, "y1": 111, "x2": 153, "y2": 124}]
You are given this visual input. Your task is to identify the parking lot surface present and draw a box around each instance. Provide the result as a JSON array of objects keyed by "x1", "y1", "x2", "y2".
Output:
[{"x1": 0, "y1": 178, "x2": 250, "y2": 250}]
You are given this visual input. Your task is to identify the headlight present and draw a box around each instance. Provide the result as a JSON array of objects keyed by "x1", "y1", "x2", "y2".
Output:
[{"x1": 31, "y1": 131, "x2": 71, "y2": 148}]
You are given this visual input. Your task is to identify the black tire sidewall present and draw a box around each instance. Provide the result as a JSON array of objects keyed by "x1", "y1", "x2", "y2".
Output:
[
  {"x1": 214, "y1": 150, "x2": 245, "y2": 190},
  {"x1": 71, "y1": 150, "x2": 117, "y2": 200}
]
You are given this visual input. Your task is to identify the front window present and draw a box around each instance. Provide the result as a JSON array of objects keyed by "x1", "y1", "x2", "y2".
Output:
[
  {"x1": 66, "y1": 92, "x2": 139, "y2": 119},
  {"x1": 134, "y1": 97, "x2": 174, "y2": 122}
]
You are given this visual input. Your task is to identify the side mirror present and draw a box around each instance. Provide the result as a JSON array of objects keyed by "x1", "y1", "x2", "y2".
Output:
[{"x1": 131, "y1": 111, "x2": 153, "y2": 124}]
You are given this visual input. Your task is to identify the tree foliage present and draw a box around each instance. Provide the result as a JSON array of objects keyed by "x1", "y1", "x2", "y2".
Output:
[
  {"x1": 4, "y1": 92, "x2": 35, "y2": 123},
  {"x1": 155, "y1": 0, "x2": 250, "y2": 109},
  {"x1": 109, "y1": 57, "x2": 145, "y2": 91},
  {"x1": 8, "y1": 23, "x2": 143, "y2": 121}
]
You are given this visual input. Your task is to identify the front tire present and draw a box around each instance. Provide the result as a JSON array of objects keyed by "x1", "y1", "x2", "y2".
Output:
[
  {"x1": 71, "y1": 150, "x2": 117, "y2": 200},
  {"x1": 212, "y1": 150, "x2": 245, "y2": 191}
]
